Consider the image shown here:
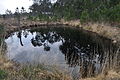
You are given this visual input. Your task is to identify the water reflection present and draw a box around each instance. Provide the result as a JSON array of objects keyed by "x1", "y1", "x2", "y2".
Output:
[
  {"x1": 30, "y1": 31, "x2": 62, "y2": 51},
  {"x1": 17, "y1": 31, "x2": 24, "y2": 46},
  {"x1": 5, "y1": 27, "x2": 119, "y2": 78}
]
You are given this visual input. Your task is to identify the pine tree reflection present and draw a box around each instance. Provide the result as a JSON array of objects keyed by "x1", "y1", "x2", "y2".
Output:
[
  {"x1": 23, "y1": 27, "x2": 118, "y2": 78},
  {"x1": 43, "y1": 43, "x2": 50, "y2": 51},
  {"x1": 5, "y1": 27, "x2": 119, "y2": 78},
  {"x1": 17, "y1": 31, "x2": 24, "y2": 46},
  {"x1": 30, "y1": 31, "x2": 62, "y2": 51},
  {"x1": 23, "y1": 30, "x2": 28, "y2": 38}
]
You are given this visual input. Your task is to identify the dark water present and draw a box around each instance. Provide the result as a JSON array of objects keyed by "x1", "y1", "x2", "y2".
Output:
[{"x1": 5, "y1": 26, "x2": 119, "y2": 79}]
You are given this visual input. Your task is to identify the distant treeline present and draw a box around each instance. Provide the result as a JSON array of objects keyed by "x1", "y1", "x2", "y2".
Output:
[{"x1": 29, "y1": 0, "x2": 120, "y2": 23}]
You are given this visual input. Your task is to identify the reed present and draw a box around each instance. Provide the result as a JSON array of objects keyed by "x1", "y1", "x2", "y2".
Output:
[{"x1": 0, "y1": 24, "x2": 120, "y2": 80}]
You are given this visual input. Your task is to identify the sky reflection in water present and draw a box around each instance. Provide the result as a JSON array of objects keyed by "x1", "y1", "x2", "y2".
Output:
[{"x1": 5, "y1": 27, "x2": 118, "y2": 78}]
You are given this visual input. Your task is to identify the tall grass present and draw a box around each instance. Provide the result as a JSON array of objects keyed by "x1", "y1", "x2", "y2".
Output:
[
  {"x1": 0, "y1": 25, "x2": 72, "y2": 80},
  {"x1": 0, "y1": 24, "x2": 120, "y2": 80},
  {"x1": 2, "y1": 64, "x2": 71, "y2": 80},
  {"x1": 0, "y1": 24, "x2": 8, "y2": 79}
]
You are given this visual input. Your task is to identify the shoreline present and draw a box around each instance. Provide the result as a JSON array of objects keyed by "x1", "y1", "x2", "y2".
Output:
[
  {"x1": 0, "y1": 19, "x2": 120, "y2": 80},
  {"x1": 1, "y1": 19, "x2": 120, "y2": 44},
  {"x1": 61, "y1": 20, "x2": 120, "y2": 44}
]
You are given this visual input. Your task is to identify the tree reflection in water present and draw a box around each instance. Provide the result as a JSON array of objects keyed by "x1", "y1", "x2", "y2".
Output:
[
  {"x1": 11, "y1": 27, "x2": 119, "y2": 78},
  {"x1": 17, "y1": 31, "x2": 24, "y2": 46},
  {"x1": 30, "y1": 31, "x2": 62, "y2": 51}
]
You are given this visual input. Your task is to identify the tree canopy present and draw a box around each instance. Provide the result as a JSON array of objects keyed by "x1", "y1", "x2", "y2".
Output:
[{"x1": 29, "y1": 0, "x2": 120, "y2": 22}]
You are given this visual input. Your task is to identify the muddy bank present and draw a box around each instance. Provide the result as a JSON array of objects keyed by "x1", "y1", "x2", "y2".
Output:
[{"x1": 1, "y1": 18, "x2": 120, "y2": 44}]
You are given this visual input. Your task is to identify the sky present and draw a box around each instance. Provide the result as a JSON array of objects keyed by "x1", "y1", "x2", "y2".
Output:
[
  {"x1": 0, "y1": 0, "x2": 33, "y2": 14},
  {"x1": 0, "y1": 0, "x2": 57, "y2": 14}
]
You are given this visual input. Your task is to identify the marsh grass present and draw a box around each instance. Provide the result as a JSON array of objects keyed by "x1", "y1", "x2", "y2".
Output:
[
  {"x1": 0, "y1": 31, "x2": 71, "y2": 80},
  {"x1": 80, "y1": 46, "x2": 120, "y2": 80},
  {"x1": 0, "y1": 25, "x2": 72, "y2": 80},
  {"x1": 81, "y1": 70, "x2": 120, "y2": 80},
  {"x1": 0, "y1": 45, "x2": 71, "y2": 80},
  {"x1": 0, "y1": 64, "x2": 71, "y2": 80},
  {"x1": 0, "y1": 24, "x2": 120, "y2": 80}
]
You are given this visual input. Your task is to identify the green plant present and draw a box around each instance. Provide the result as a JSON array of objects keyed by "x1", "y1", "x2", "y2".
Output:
[
  {"x1": 27, "y1": 16, "x2": 34, "y2": 20},
  {"x1": 107, "y1": 4, "x2": 120, "y2": 22},
  {"x1": 80, "y1": 10, "x2": 89, "y2": 23},
  {"x1": 0, "y1": 69, "x2": 7, "y2": 79}
]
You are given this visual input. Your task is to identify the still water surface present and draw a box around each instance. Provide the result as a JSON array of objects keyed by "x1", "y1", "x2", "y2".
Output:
[{"x1": 5, "y1": 26, "x2": 119, "y2": 78}]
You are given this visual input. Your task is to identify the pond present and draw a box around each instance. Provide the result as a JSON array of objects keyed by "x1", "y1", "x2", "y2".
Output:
[{"x1": 5, "y1": 26, "x2": 119, "y2": 79}]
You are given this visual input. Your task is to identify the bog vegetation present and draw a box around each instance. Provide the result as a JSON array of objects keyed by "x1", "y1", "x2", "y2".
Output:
[
  {"x1": 0, "y1": 0, "x2": 120, "y2": 80},
  {"x1": 28, "y1": 0, "x2": 120, "y2": 23}
]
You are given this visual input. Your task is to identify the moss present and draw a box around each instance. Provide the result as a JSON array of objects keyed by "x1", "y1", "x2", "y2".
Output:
[{"x1": 0, "y1": 69, "x2": 8, "y2": 80}]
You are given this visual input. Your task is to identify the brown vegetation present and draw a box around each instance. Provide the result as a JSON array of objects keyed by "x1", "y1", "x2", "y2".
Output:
[
  {"x1": 0, "y1": 18, "x2": 120, "y2": 80},
  {"x1": 81, "y1": 70, "x2": 120, "y2": 80},
  {"x1": 0, "y1": 18, "x2": 120, "y2": 44}
]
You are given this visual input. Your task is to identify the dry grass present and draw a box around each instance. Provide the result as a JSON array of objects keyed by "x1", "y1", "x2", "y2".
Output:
[
  {"x1": 0, "y1": 42, "x2": 72, "y2": 80},
  {"x1": 0, "y1": 45, "x2": 71, "y2": 80},
  {"x1": 81, "y1": 23, "x2": 120, "y2": 43},
  {"x1": 0, "y1": 20, "x2": 120, "y2": 80},
  {"x1": 3, "y1": 64, "x2": 72, "y2": 80},
  {"x1": 81, "y1": 70, "x2": 120, "y2": 80},
  {"x1": 1, "y1": 18, "x2": 120, "y2": 43},
  {"x1": 61, "y1": 20, "x2": 120, "y2": 43},
  {"x1": 0, "y1": 55, "x2": 72, "y2": 80}
]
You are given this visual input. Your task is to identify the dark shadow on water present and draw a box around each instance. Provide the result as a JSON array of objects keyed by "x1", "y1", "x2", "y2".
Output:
[
  {"x1": 5, "y1": 26, "x2": 120, "y2": 78},
  {"x1": 17, "y1": 31, "x2": 24, "y2": 46}
]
